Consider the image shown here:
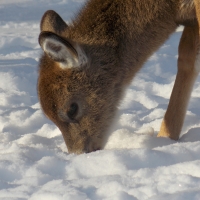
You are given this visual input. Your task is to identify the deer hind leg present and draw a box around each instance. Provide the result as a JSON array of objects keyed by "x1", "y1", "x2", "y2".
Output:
[{"x1": 157, "y1": 24, "x2": 200, "y2": 140}]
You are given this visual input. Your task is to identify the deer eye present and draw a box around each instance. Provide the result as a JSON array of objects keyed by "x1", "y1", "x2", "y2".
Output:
[{"x1": 67, "y1": 103, "x2": 79, "y2": 121}]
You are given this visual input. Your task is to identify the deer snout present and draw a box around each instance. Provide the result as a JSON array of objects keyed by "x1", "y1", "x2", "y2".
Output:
[
  {"x1": 84, "y1": 141, "x2": 101, "y2": 153},
  {"x1": 67, "y1": 134, "x2": 102, "y2": 154}
]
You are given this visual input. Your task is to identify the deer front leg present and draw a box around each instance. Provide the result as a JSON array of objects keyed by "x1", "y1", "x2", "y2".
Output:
[{"x1": 158, "y1": 25, "x2": 200, "y2": 140}]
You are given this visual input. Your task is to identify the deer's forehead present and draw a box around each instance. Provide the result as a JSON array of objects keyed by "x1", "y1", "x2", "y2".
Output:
[{"x1": 39, "y1": 74, "x2": 87, "y2": 102}]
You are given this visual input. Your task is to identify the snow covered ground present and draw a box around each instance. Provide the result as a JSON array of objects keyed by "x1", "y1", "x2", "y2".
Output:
[{"x1": 1, "y1": 0, "x2": 200, "y2": 199}]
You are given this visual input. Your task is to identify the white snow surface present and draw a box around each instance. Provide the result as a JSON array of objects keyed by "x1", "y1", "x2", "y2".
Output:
[{"x1": 1, "y1": 0, "x2": 200, "y2": 199}]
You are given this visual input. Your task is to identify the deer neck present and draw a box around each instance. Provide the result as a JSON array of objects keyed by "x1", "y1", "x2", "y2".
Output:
[{"x1": 69, "y1": 0, "x2": 178, "y2": 83}]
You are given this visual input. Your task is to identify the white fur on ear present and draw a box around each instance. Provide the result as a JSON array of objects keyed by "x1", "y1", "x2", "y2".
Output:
[
  {"x1": 39, "y1": 32, "x2": 87, "y2": 69},
  {"x1": 43, "y1": 37, "x2": 79, "y2": 68}
]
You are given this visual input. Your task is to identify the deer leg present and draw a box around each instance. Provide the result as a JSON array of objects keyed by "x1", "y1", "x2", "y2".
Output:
[{"x1": 157, "y1": 25, "x2": 200, "y2": 140}]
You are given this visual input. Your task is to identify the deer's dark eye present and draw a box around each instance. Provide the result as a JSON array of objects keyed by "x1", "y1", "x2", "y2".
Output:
[{"x1": 67, "y1": 103, "x2": 78, "y2": 120}]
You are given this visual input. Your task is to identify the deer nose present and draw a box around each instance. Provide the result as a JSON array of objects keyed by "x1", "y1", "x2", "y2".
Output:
[
  {"x1": 84, "y1": 147, "x2": 101, "y2": 153},
  {"x1": 84, "y1": 141, "x2": 101, "y2": 153}
]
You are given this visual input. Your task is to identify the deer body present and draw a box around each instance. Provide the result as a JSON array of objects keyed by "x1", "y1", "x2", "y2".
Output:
[{"x1": 38, "y1": 0, "x2": 200, "y2": 153}]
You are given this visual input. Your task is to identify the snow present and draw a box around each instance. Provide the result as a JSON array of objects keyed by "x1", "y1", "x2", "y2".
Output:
[{"x1": 0, "y1": 0, "x2": 200, "y2": 199}]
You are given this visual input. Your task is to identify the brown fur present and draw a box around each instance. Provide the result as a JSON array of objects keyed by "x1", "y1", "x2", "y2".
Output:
[{"x1": 38, "y1": 0, "x2": 200, "y2": 154}]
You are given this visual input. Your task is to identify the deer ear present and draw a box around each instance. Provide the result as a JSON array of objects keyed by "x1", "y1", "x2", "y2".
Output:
[
  {"x1": 39, "y1": 32, "x2": 87, "y2": 69},
  {"x1": 40, "y1": 10, "x2": 68, "y2": 34}
]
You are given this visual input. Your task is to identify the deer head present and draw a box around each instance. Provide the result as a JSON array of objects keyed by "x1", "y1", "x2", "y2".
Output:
[{"x1": 38, "y1": 10, "x2": 123, "y2": 154}]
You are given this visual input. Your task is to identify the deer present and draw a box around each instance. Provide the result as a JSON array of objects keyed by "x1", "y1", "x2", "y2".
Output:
[{"x1": 38, "y1": 0, "x2": 200, "y2": 154}]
